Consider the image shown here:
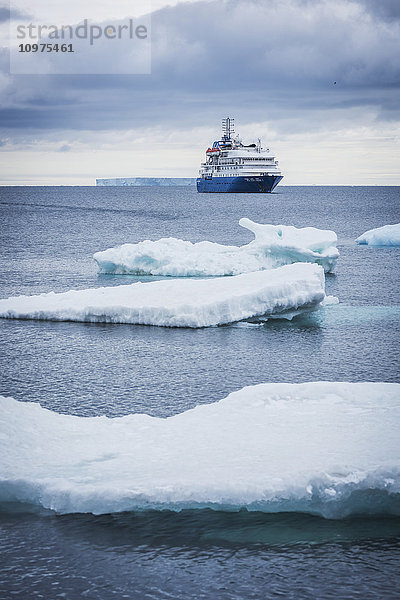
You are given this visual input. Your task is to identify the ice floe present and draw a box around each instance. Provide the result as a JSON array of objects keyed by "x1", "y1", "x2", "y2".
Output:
[
  {"x1": 0, "y1": 382, "x2": 399, "y2": 517},
  {"x1": 0, "y1": 263, "x2": 327, "y2": 328},
  {"x1": 93, "y1": 218, "x2": 339, "y2": 276},
  {"x1": 356, "y1": 223, "x2": 400, "y2": 246}
]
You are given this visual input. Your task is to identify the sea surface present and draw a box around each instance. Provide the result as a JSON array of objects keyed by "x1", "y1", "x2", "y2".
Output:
[{"x1": 0, "y1": 185, "x2": 399, "y2": 599}]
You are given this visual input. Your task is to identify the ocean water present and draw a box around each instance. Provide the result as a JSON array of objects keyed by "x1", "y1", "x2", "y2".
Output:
[{"x1": 0, "y1": 185, "x2": 399, "y2": 599}]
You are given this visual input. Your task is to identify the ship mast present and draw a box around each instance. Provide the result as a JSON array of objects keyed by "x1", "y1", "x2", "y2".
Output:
[{"x1": 222, "y1": 117, "x2": 234, "y2": 141}]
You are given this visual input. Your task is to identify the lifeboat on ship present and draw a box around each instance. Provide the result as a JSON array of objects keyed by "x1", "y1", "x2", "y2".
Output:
[{"x1": 206, "y1": 147, "x2": 221, "y2": 157}]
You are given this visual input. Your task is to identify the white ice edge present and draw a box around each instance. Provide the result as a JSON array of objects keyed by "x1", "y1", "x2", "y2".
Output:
[
  {"x1": 356, "y1": 223, "x2": 400, "y2": 246},
  {"x1": 93, "y1": 217, "x2": 340, "y2": 276},
  {"x1": 0, "y1": 263, "x2": 327, "y2": 328},
  {"x1": 0, "y1": 382, "x2": 399, "y2": 518}
]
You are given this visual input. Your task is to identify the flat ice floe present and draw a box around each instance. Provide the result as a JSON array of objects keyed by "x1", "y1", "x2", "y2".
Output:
[
  {"x1": 0, "y1": 263, "x2": 326, "y2": 328},
  {"x1": 93, "y1": 218, "x2": 339, "y2": 276},
  {"x1": 0, "y1": 382, "x2": 399, "y2": 517},
  {"x1": 356, "y1": 223, "x2": 400, "y2": 246}
]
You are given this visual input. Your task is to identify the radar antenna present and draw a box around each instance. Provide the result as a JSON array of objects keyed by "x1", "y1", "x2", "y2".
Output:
[{"x1": 222, "y1": 117, "x2": 234, "y2": 141}]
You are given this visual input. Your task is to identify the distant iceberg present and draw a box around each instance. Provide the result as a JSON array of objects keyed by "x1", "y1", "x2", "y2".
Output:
[
  {"x1": 96, "y1": 177, "x2": 195, "y2": 186},
  {"x1": 0, "y1": 263, "x2": 326, "y2": 328},
  {"x1": 356, "y1": 223, "x2": 400, "y2": 246},
  {"x1": 94, "y1": 218, "x2": 339, "y2": 276},
  {"x1": 1, "y1": 382, "x2": 399, "y2": 517}
]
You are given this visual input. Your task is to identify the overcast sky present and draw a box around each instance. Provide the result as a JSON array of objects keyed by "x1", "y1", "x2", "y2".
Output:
[{"x1": 0, "y1": 0, "x2": 399, "y2": 185}]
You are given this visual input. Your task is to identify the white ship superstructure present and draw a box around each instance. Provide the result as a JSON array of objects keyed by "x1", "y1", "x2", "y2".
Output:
[{"x1": 197, "y1": 118, "x2": 283, "y2": 193}]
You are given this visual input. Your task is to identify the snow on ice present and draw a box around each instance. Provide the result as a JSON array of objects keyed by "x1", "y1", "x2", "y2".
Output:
[
  {"x1": 94, "y1": 218, "x2": 339, "y2": 276},
  {"x1": 0, "y1": 263, "x2": 327, "y2": 328},
  {"x1": 356, "y1": 223, "x2": 400, "y2": 246},
  {"x1": 0, "y1": 382, "x2": 399, "y2": 517}
]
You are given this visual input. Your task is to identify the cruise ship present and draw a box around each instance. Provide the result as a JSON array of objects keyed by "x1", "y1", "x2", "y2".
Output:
[{"x1": 197, "y1": 118, "x2": 283, "y2": 193}]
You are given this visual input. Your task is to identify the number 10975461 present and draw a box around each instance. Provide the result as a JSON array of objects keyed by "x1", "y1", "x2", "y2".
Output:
[{"x1": 18, "y1": 43, "x2": 74, "y2": 53}]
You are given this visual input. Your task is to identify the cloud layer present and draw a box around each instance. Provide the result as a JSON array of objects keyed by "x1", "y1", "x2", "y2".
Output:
[{"x1": 0, "y1": 0, "x2": 399, "y2": 183}]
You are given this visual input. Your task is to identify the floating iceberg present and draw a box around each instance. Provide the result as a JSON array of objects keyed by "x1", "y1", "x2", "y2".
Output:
[
  {"x1": 93, "y1": 218, "x2": 339, "y2": 276},
  {"x1": 356, "y1": 223, "x2": 400, "y2": 246},
  {"x1": 1, "y1": 382, "x2": 399, "y2": 517},
  {"x1": 0, "y1": 263, "x2": 327, "y2": 328}
]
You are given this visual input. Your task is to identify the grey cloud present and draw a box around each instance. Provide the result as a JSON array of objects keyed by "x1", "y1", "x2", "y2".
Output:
[
  {"x1": 0, "y1": 0, "x2": 399, "y2": 135},
  {"x1": 358, "y1": 0, "x2": 400, "y2": 21},
  {"x1": 0, "y1": 5, "x2": 32, "y2": 23}
]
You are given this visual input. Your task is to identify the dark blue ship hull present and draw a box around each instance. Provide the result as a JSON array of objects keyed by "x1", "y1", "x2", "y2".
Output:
[{"x1": 196, "y1": 174, "x2": 283, "y2": 193}]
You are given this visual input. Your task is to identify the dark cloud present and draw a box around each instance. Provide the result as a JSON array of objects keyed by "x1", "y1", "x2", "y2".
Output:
[
  {"x1": 1, "y1": 0, "x2": 399, "y2": 135},
  {"x1": 0, "y1": 5, "x2": 32, "y2": 23},
  {"x1": 358, "y1": 0, "x2": 400, "y2": 21}
]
